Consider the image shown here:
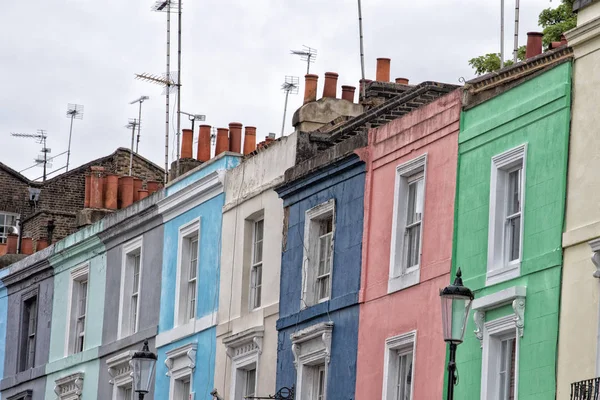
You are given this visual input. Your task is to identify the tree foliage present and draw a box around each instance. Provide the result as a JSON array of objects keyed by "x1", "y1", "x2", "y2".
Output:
[{"x1": 468, "y1": 0, "x2": 576, "y2": 76}]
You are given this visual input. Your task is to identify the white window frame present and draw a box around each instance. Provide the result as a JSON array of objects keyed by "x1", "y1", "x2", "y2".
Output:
[
  {"x1": 19, "y1": 287, "x2": 38, "y2": 372},
  {"x1": 301, "y1": 200, "x2": 335, "y2": 308},
  {"x1": 107, "y1": 350, "x2": 134, "y2": 400},
  {"x1": 54, "y1": 372, "x2": 84, "y2": 400},
  {"x1": 65, "y1": 265, "x2": 89, "y2": 356},
  {"x1": 174, "y1": 218, "x2": 201, "y2": 327},
  {"x1": 291, "y1": 322, "x2": 333, "y2": 400},
  {"x1": 118, "y1": 236, "x2": 144, "y2": 339},
  {"x1": 224, "y1": 328, "x2": 263, "y2": 400},
  {"x1": 382, "y1": 330, "x2": 416, "y2": 400},
  {"x1": 165, "y1": 343, "x2": 197, "y2": 400},
  {"x1": 480, "y1": 314, "x2": 520, "y2": 400},
  {"x1": 250, "y1": 218, "x2": 264, "y2": 311},
  {"x1": 0, "y1": 212, "x2": 18, "y2": 244},
  {"x1": 389, "y1": 154, "x2": 427, "y2": 293},
  {"x1": 487, "y1": 144, "x2": 527, "y2": 286}
]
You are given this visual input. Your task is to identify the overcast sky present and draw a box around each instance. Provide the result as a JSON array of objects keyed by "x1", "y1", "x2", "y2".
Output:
[{"x1": 0, "y1": 0, "x2": 555, "y2": 180}]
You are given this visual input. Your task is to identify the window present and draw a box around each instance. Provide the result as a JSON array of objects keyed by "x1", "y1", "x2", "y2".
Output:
[
  {"x1": 480, "y1": 314, "x2": 520, "y2": 400},
  {"x1": 291, "y1": 322, "x2": 333, "y2": 400},
  {"x1": 250, "y1": 219, "x2": 264, "y2": 310},
  {"x1": 301, "y1": 200, "x2": 335, "y2": 307},
  {"x1": 382, "y1": 331, "x2": 416, "y2": 400},
  {"x1": 19, "y1": 294, "x2": 37, "y2": 371},
  {"x1": 313, "y1": 364, "x2": 326, "y2": 400},
  {"x1": 175, "y1": 377, "x2": 191, "y2": 400},
  {"x1": 166, "y1": 342, "x2": 196, "y2": 399},
  {"x1": 6, "y1": 390, "x2": 32, "y2": 400},
  {"x1": 121, "y1": 386, "x2": 133, "y2": 400},
  {"x1": 119, "y1": 237, "x2": 143, "y2": 338},
  {"x1": 175, "y1": 219, "x2": 200, "y2": 326},
  {"x1": 0, "y1": 212, "x2": 17, "y2": 244},
  {"x1": 244, "y1": 368, "x2": 257, "y2": 399},
  {"x1": 224, "y1": 327, "x2": 263, "y2": 400},
  {"x1": 66, "y1": 266, "x2": 89, "y2": 355},
  {"x1": 389, "y1": 154, "x2": 427, "y2": 293},
  {"x1": 487, "y1": 144, "x2": 527, "y2": 286},
  {"x1": 107, "y1": 350, "x2": 135, "y2": 400}
]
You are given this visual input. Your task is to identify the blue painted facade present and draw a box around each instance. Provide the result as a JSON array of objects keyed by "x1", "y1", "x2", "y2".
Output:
[
  {"x1": 275, "y1": 154, "x2": 365, "y2": 399},
  {"x1": 0, "y1": 268, "x2": 9, "y2": 382},
  {"x1": 155, "y1": 154, "x2": 240, "y2": 400}
]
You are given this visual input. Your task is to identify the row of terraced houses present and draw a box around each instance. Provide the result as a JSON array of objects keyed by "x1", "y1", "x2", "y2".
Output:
[{"x1": 2, "y1": 2, "x2": 600, "y2": 399}]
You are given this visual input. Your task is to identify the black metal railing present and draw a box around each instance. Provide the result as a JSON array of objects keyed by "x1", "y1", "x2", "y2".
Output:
[{"x1": 571, "y1": 378, "x2": 600, "y2": 399}]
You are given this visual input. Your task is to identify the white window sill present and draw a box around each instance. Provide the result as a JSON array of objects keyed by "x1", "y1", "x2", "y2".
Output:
[
  {"x1": 388, "y1": 268, "x2": 420, "y2": 294},
  {"x1": 156, "y1": 312, "x2": 217, "y2": 348},
  {"x1": 486, "y1": 262, "x2": 520, "y2": 286}
]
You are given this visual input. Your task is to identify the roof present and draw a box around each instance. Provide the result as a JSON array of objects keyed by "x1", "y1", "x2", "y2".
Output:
[
  {"x1": 573, "y1": 0, "x2": 597, "y2": 11},
  {"x1": 0, "y1": 161, "x2": 31, "y2": 184}
]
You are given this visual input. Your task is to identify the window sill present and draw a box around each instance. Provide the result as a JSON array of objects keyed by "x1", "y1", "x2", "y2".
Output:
[
  {"x1": 486, "y1": 262, "x2": 520, "y2": 286},
  {"x1": 156, "y1": 311, "x2": 217, "y2": 348},
  {"x1": 388, "y1": 268, "x2": 420, "y2": 294},
  {"x1": 0, "y1": 366, "x2": 45, "y2": 391}
]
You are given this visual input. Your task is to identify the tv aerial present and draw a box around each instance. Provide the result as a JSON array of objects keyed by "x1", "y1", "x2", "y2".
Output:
[
  {"x1": 11, "y1": 130, "x2": 50, "y2": 181},
  {"x1": 291, "y1": 45, "x2": 317, "y2": 74},
  {"x1": 65, "y1": 104, "x2": 84, "y2": 172},
  {"x1": 280, "y1": 76, "x2": 299, "y2": 137}
]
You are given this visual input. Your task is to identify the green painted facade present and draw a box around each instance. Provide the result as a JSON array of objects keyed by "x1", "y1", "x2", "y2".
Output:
[{"x1": 450, "y1": 62, "x2": 572, "y2": 400}]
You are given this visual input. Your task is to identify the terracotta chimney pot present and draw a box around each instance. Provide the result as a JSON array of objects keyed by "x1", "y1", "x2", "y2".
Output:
[
  {"x1": 21, "y1": 237, "x2": 33, "y2": 255},
  {"x1": 138, "y1": 189, "x2": 149, "y2": 200},
  {"x1": 104, "y1": 174, "x2": 119, "y2": 210},
  {"x1": 229, "y1": 122, "x2": 243, "y2": 153},
  {"x1": 243, "y1": 126, "x2": 257, "y2": 155},
  {"x1": 0, "y1": 243, "x2": 6, "y2": 256},
  {"x1": 304, "y1": 74, "x2": 319, "y2": 104},
  {"x1": 181, "y1": 129, "x2": 193, "y2": 159},
  {"x1": 84, "y1": 174, "x2": 91, "y2": 208},
  {"x1": 323, "y1": 72, "x2": 339, "y2": 99},
  {"x1": 341, "y1": 85, "x2": 356, "y2": 102},
  {"x1": 395, "y1": 78, "x2": 409, "y2": 85},
  {"x1": 6, "y1": 234, "x2": 17, "y2": 255},
  {"x1": 197, "y1": 125, "x2": 211, "y2": 162},
  {"x1": 89, "y1": 166, "x2": 105, "y2": 208},
  {"x1": 118, "y1": 176, "x2": 134, "y2": 209},
  {"x1": 215, "y1": 128, "x2": 230, "y2": 156},
  {"x1": 147, "y1": 180, "x2": 160, "y2": 195},
  {"x1": 526, "y1": 32, "x2": 543, "y2": 59},
  {"x1": 133, "y1": 178, "x2": 143, "y2": 202},
  {"x1": 37, "y1": 237, "x2": 49, "y2": 251},
  {"x1": 376, "y1": 58, "x2": 391, "y2": 82}
]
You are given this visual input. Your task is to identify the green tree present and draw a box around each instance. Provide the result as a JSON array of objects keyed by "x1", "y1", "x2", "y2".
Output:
[{"x1": 468, "y1": 0, "x2": 576, "y2": 76}]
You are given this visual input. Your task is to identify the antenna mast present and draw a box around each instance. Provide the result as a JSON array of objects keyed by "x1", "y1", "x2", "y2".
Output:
[
  {"x1": 130, "y1": 96, "x2": 149, "y2": 153},
  {"x1": 125, "y1": 119, "x2": 139, "y2": 176},
  {"x1": 180, "y1": 111, "x2": 206, "y2": 133},
  {"x1": 291, "y1": 45, "x2": 317, "y2": 74},
  {"x1": 357, "y1": 0, "x2": 366, "y2": 100},
  {"x1": 280, "y1": 76, "x2": 299, "y2": 137},
  {"x1": 513, "y1": 0, "x2": 520, "y2": 63},
  {"x1": 65, "y1": 104, "x2": 84, "y2": 172},
  {"x1": 11, "y1": 130, "x2": 50, "y2": 181}
]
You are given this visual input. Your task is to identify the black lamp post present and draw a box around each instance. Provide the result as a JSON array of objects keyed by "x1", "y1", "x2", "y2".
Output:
[
  {"x1": 131, "y1": 340, "x2": 157, "y2": 400},
  {"x1": 440, "y1": 268, "x2": 474, "y2": 400}
]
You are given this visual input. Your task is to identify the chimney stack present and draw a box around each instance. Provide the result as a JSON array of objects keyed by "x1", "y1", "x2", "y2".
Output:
[
  {"x1": 526, "y1": 32, "x2": 543, "y2": 59},
  {"x1": 215, "y1": 128, "x2": 229, "y2": 156},
  {"x1": 323, "y1": 72, "x2": 339, "y2": 98},
  {"x1": 197, "y1": 125, "x2": 212, "y2": 162},
  {"x1": 243, "y1": 126, "x2": 257, "y2": 155},
  {"x1": 133, "y1": 178, "x2": 143, "y2": 202},
  {"x1": 304, "y1": 74, "x2": 319, "y2": 104},
  {"x1": 229, "y1": 122, "x2": 243, "y2": 153},
  {"x1": 37, "y1": 237, "x2": 49, "y2": 251},
  {"x1": 376, "y1": 58, "x2": 391, "y2": 82},
  {"x1": 84, "y1": 174, "x2": 91, "y2": 208},
  {"x1": 395, "y1": 78, "x2": 409, "y2": 85},
  {"x1": 181, "y1": 129, "x2": 194, "y2": 159},
  {"x1": 341, "y1": 86, "x2": 356, "y2": 102}
]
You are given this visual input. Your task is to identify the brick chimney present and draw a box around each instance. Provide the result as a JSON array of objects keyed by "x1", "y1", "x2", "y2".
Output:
[
  {"x1": 526, "y1": 32, "x2": 543, "y2": 59},
  {"x1": 376, "y1": 58, "x2": 391, "y2": 82},
  {"x1": 215, "y1": 128, "x2": 229, "y2": 156},
  {"x1": 304, "y1": 74, "x2": 319, "y2": 104},
  {"x1": 395, "y1": 78, "x2": 409, "y2": 85},
  {"x1": 181, "y1": 128, "x2": 194, "y2": 159},
  {"x1": 197, "y1": 125, "x2": 211, "y2": 162},
  {"x1": 341, "y1": 86, "x2": 356, "y2": 102},
  {"x1": 229, "y1": 122, "x2": 243, "y2": 153},
  {"x1": 243, "y1": 126, "x2": 257, "y2": 155},
  {"x1": 323, "y1": 72, "x2": 339, "y2": 98}
]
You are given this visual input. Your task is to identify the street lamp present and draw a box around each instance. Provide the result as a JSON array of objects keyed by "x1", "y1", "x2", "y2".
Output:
[
  {"x1": 440, "y1": 268, "x2": 474, "y2": 400},
  {"x1": 131, "y1": 340, "x2": 157, "y2": 400}
]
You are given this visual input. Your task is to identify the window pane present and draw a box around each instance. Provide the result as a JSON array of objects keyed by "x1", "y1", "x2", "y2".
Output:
[
  {"x1": 318, "y1": 275, "x2": 330, "y2": 300},
  {"x1": 405, "y1": 224, "x2": 421, "y2": 268},
  {"x1": 189, "y1": 236, "x2": 199, "y2": 279},
  {"x1": 245, "y1": 368, "x2": 256, "y2": 397},
  {"x1": 507, "y1": 169, "x2": 522, "y2": 215},
  {"x1": 255, "y1": 219, "x2": 264, "y2": 241},
  {"x1": 318, "y1": 234, "x2": 332, "y2": 275},
  {"x1": 188, "y1": 281, "x2": 196, "y2": 320},
  {"x1": 508, "y1": 215, "x2": 521, "y2": 262},
  {"x1": 131, "y1": 294, "x2": 138, "y2": 333},
  {"x1": 252, "y1": 264, "x2": 262, "y2": 309},
  {"x1": 317, "y1": 366, "x2": 326, "y2": 400}
]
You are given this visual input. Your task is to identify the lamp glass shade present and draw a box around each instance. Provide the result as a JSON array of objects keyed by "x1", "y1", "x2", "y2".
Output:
[
  {"x1": 440, "y1": 293, "x2": 473, "y2": 344},
  {"x1": 131, "y1": 341, "x2": 157, "y2": 394}
]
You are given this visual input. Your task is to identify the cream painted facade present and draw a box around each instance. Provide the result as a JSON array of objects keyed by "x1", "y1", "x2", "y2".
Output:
[
  {"x1": 214, "y1": 133, "x2": 297, "y2": 400},
  {"x1": 558, "y1": 2, "x2": 600, "y2": 396}
]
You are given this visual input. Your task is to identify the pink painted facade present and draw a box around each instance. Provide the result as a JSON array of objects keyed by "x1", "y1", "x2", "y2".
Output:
[{"x1": 355, "y1": 90, "x2": 461, "y2": 399}]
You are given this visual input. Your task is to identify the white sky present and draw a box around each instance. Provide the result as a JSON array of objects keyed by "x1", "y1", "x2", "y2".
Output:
[{"x1": 0, "y1": 0, "x2": 555, "y2": 180}]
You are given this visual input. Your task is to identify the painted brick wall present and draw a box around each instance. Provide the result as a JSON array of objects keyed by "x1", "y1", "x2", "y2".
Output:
[{"x1": 452, "y1": 62, "x2": 572, "y2": 400}]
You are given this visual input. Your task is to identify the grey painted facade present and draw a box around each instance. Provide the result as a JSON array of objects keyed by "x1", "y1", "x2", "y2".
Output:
[
  {"x1": 97, "y1": 194, "x2": 164, "y2": 400},
  {"x1": 0, "y1": 246, "x2": 55, "y2": 400}
]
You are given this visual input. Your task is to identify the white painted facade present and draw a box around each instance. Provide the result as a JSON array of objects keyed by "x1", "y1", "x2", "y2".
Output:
[
  {"x1": 214, "y1": 133, "x2": 297, "y2": 399},
  {"x1": 558, "y1": 3, "x2": 600, "y2": 397}
]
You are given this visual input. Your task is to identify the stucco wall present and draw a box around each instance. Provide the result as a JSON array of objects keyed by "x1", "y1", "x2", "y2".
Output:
[
  {"x1": 558, "y1": 12, "x2": 600, "y2": 397},
  {"x1": 44, "y1": 360, "x2": 100, "y2": 399},
  {"x1": 275, "y1": 155, "x2": 365, "y2": 398},
  {"x1": 356, "y1": 90, "x2": 461, "y2": 400},
  {"x1": 215, "y1": 135, "x2": 296, "y2": 399},
  {"x1": 453, "y1": 62, "x2": 571, "y2": 399}
]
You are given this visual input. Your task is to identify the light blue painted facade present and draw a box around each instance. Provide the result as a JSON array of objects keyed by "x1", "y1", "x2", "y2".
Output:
[
  {"x1": 0, "y1": 268, "x2": 9, "y2": 384},
  {"x1": 155, "y1": 154, "x2": 240, "y2": 400}
]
